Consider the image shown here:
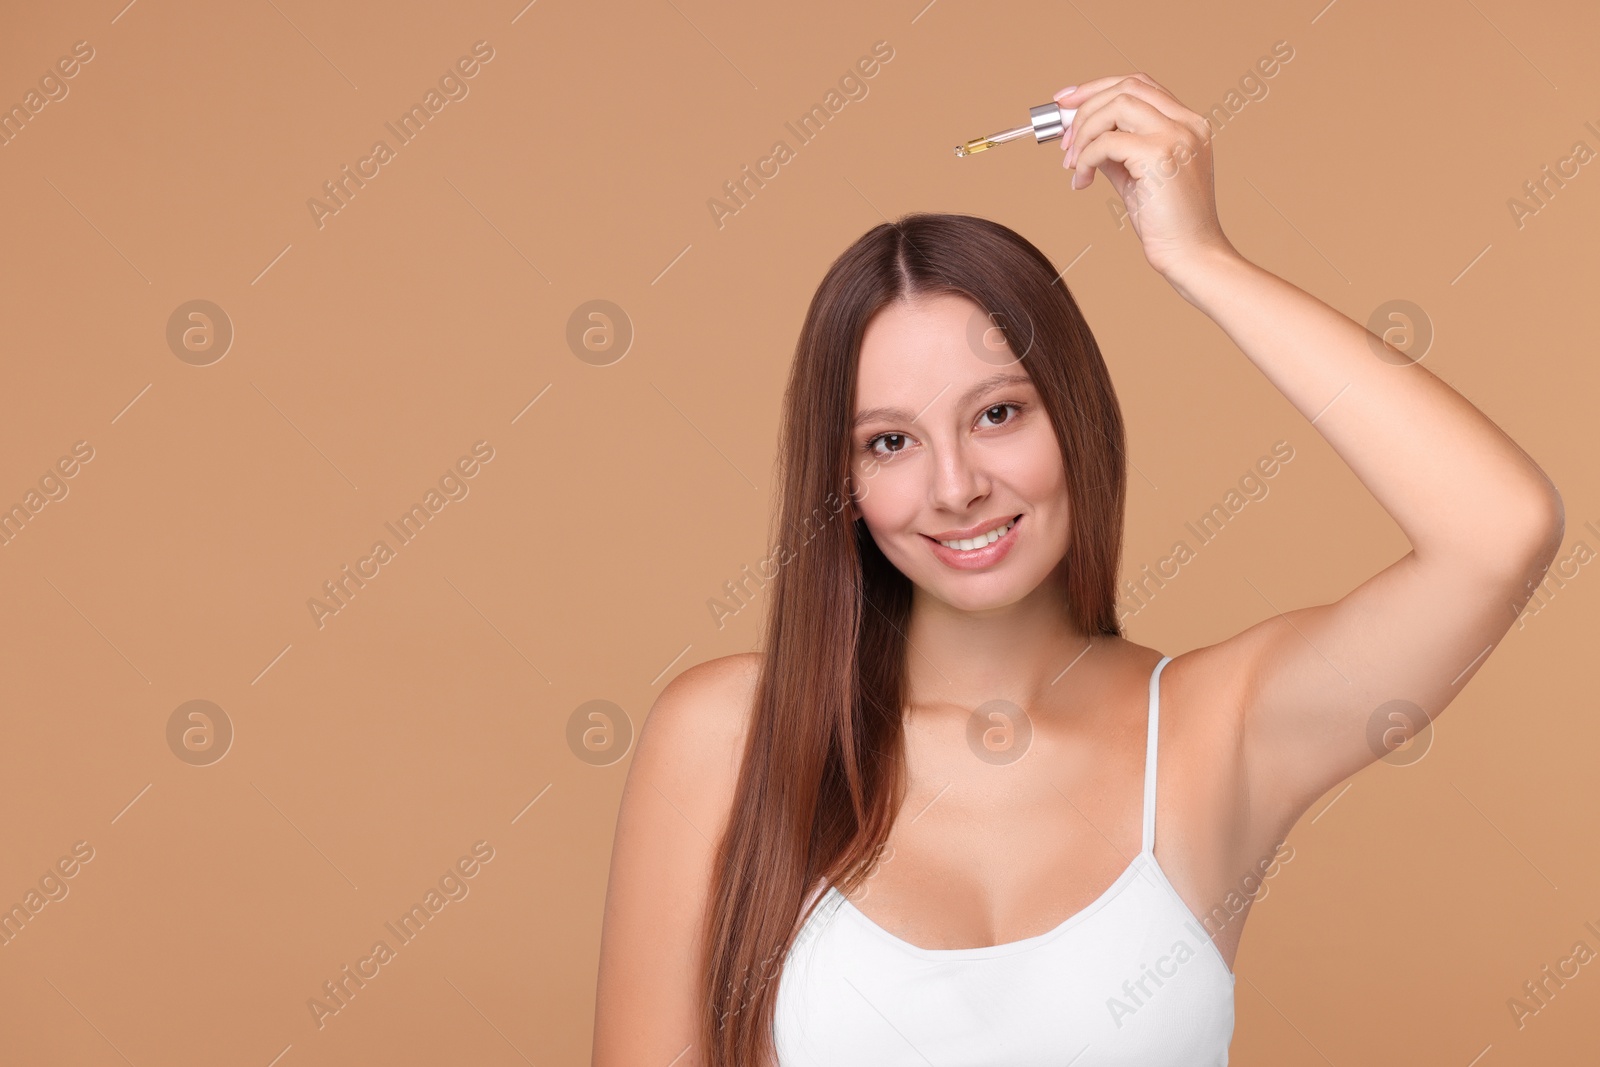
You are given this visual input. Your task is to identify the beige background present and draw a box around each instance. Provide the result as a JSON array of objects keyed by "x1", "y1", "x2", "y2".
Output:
[{"x1": 0, "y1": 0, "x2": 1594, "y2": 1063}]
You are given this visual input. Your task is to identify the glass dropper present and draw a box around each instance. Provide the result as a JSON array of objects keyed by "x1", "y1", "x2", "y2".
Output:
[{"x1": 954, "y1": 102, "x2": 1077, "y2": 157}]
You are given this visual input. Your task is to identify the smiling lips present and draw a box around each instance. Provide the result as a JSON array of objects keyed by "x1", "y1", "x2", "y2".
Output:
[
  {"x1": 930, "y1": 514, "x2": 1018, "y2": 549},
  {"x1": 922, "y1": 513, "x2": 1023, "y2": 570}
]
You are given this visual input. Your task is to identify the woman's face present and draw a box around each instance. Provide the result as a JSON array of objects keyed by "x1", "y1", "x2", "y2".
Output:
[{"x1": 848, "y1": 292, "x2": 1071, "y2": 613}]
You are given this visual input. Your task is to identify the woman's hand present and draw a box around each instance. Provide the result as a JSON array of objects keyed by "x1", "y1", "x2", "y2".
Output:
[{"x1": 1057, "y1": 74, "x2": 1236, "y2": 279}]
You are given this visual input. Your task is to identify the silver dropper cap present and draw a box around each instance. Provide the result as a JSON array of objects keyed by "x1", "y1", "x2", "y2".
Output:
[{"x1": 954, "y1": 102, "x2": 1077, "y2": 157}]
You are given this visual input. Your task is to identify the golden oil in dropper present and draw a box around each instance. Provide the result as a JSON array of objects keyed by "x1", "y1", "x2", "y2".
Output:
[
  {"x1": 954, "y1": 138, "x2": 998, "y2": 157},
  {"x1": 953, "y1": 102, "x2": 1075, "y2": 158}
]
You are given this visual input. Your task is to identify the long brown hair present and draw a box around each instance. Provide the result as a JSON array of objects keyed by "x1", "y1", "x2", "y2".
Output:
[{"x1": 698, "y1": 212, "x2": 1128, "y2": 1065}]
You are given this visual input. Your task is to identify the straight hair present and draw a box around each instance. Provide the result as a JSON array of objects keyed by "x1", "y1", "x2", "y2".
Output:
[{"x1": 698, "y1": 212, "x2": 1128, "y2": 1065}]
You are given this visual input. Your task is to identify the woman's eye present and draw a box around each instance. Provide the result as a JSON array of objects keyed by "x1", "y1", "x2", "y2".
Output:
[
  {"x1": 980, "y1": 403, "x2": 1021, "y2": 427},
  {"x1": 862, "y1": 405, "x2": 1022, "y2": 457},
  {"x1": 866, "y1": 433, "x2": 907, "y2": 456}
]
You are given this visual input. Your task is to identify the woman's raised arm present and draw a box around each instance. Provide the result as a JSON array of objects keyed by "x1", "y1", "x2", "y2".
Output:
[{"x1": 1058, "y1": 73, "x2": 1564, "y2": 832}]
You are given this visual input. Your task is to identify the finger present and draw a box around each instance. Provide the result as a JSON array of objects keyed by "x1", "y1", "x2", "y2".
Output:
[
  {"x1": 1101, "y1": 158, "x2": 1134, "y2": 197},
  {"x1": 1072, "y1": 154, "x2": 1134, "y2": 196},
  {"x1": 1054, "y1": 74, "x2": 1135, "y2": 102},
  {"x1": 1071, "y1": 129, "x2": 1147, "y2": 188},
  {"x1": 1057, "y1": 71, "x2": 1176, "y2": 105},
  {"x1": 1068, "y1": 94, "x2": 1181, "y2": 160},
  {"x1": 1066, "y1": 108, "x2": 1192, "y2": 192},
  {"x1": 1068, "y1": 80, "x2": 1208, "y2": 152},
  {"x1": 1061, "y1": 75, "x2": 1209, "y2": 146}
]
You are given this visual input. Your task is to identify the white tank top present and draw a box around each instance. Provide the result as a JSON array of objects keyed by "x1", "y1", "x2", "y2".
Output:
[{"x1": 772, "y1": 655, "x2": 1236, "y2": 1065}]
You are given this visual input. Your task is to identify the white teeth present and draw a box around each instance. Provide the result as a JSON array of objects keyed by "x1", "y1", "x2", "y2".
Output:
[{"x1": 939, "y1": 518, "x2": 1015, "y2": 551}]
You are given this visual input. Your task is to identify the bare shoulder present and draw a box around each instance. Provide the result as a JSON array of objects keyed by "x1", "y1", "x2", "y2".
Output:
[
  {"x1": 624, "y1": 649, "x2": 766, "y2": 881},
  {"x1": 653, "y1": 649, "x2": 763, "y2": 727},
  {"x1": 638, "y1": 651, "x2": 763, "y2": 791},
  {"x1": 1159, "y1": 634, "x2": 1260, "y2": 741},
  {"x1": 1098, "y1": 635, "x2": 1255, "y2": 742},
  {"x1": 593, "y1": 651, "x2": 764, "y2": 1066}
]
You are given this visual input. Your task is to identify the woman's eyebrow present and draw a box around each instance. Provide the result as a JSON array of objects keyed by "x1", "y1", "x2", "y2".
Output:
[{"x1": 852, "y1": 372, "x2": 1032, "y2": 428}]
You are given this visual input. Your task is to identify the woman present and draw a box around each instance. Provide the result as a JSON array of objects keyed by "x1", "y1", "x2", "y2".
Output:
[{"x1": 592, "y1": 73, "x2": 1563, "y2": 1066}]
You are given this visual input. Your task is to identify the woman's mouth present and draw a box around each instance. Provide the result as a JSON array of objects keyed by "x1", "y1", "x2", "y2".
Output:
[{"x1": 923, "y1": 514, "x2": 1023, "y2": 570}]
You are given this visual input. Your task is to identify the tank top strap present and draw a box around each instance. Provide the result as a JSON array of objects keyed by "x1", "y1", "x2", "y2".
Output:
[{"x1": 1142, "y1": 655, "x2": 1173, "y2": 855}]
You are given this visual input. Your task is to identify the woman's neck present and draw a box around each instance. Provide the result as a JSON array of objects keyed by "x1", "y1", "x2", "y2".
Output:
[{"x1": 901, "y1": 574, "x2": 1111, "y2": 715}]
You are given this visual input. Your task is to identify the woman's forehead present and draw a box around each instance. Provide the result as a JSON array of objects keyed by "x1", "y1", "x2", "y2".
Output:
[{"x1": 857, "y1": 295, "x2": 1025, "y2": 398}]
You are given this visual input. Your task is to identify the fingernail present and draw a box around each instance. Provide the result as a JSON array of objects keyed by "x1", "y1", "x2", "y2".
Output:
[{"x1": 1054, "y1": 85, "x2": 1078, "y2": 100}]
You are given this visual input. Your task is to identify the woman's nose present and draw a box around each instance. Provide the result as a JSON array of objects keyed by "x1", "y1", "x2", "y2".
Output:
[{"x1": 928, "y1": 442, "x2": 987, "y2": 511}]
